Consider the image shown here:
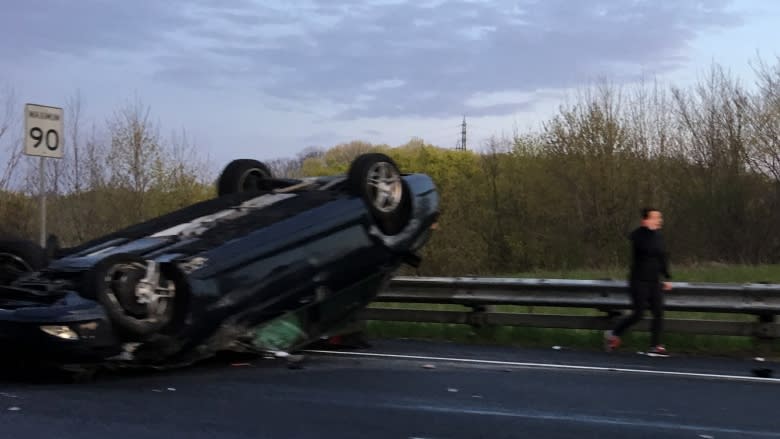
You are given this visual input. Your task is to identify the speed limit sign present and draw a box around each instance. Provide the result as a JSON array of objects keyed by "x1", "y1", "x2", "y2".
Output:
[{"x1": 24, "y1": 103, "x2": 64, "y2": 159}]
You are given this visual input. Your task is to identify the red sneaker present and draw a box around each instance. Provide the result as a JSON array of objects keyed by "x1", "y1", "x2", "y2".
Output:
[{"x1": 604, "y1": 331, "x2": 621, "y2": 352}]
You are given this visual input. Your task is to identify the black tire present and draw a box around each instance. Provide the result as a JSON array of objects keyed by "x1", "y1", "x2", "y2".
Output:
[
  {"x1": 85, "y1": 253, "x2": 181, "y2": 340},
  {"x1": 217, "y1": 159, "x2": 273, "y2": 196},
  {"x1": 0, "y1": 238, "x2": 48, "y2": 285},
  {"x1": 347, "y1": 153, "x2": 411, "y2": 235}
]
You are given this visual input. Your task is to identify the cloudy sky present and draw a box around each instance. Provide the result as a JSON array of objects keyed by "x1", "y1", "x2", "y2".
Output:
[{"x1": 1, "y1": 0, "x2": 778, "y2": 169}]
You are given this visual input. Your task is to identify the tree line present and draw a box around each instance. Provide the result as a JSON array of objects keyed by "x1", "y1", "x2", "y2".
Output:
[{"x1": 2, "y1": 58, "x2": 780, "y2": 276}]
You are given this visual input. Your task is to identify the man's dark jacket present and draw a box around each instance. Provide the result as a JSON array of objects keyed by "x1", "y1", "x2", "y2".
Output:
[{"x1": 629, "y1": 226, "x2": 671, "y2": 282}]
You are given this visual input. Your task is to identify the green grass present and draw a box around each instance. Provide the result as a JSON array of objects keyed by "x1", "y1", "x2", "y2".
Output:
[
  {"x1": 365, "y1": 321, "x2": 779, "y2": 358},
  {"x1": 365, "y1": 263, "x2": 780, "y2": 359}
]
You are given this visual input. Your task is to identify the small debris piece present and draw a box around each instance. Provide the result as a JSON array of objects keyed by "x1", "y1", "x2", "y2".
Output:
[
  {"x1": 8, "y1": 407, "x2": 21, "y2": 411},
  {"x1": 422, "y1": 364, "x2": 436, "y2": 369},
  {"x1": 447, "y1": 388, "x2": 458, "y2": 393},
  {"x1": 167, "y1": 388, "x2": 176, "y2": 392},
  {"x1": 231, "y1": 362, "x2": 251, "y2": 367},
  {"x1": 552, "y1": 346, "x2": 562, "y2": 350}
]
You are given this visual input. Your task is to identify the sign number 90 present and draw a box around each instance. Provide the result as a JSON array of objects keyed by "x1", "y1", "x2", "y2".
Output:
[
  {"x1": 24, "y1": 103, "x2": 64, "y2": 159},
  {"x1": 29, "y1": 127, "x2": 59, "y2": 151}
]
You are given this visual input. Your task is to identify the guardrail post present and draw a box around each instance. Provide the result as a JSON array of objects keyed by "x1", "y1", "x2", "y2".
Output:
[
  {"x1": 755, "y1": 313, "x2": 778, "y2": 339},
  {"x1": 467, "y1": 304, "x2": 492, "y2": 328},
  {"x1": 467, "y1": 304, "x2": 499, "y2": 341},
  {"x1": 752, "y1": 313, "x2": 778, "y2": 359}
]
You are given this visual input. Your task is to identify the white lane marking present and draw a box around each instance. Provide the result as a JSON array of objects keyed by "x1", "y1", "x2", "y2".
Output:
[{"x1": 303, "y1": 350, "x2": 779, "y2": 384}]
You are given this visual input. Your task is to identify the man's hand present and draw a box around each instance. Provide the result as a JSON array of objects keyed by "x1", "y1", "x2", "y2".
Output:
[{"x1": 662, "y1": 281, "x2": 672, "y2": 291}]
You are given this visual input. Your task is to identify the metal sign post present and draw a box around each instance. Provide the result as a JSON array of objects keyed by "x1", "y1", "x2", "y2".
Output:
[{"x1": 23, "y1": 103, "x2": 64, "y2": 247}]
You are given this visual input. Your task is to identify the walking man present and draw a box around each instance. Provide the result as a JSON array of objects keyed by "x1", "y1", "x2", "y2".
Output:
[{"x1": 605, "y1": 207, "x2": 672, "y2": 356}]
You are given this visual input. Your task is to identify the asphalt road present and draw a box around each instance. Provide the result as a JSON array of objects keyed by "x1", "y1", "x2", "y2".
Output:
[{"x1": 0, "y1": 339, "x2": 778, "y2": 439}]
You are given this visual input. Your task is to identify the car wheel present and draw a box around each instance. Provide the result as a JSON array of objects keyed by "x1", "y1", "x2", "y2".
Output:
[
  {"x1": 0, "y1": 238, "x2": 48, "y2": 285},
  {"x1": 87, "y1": 253, "x2": 180, "y2": 340},
  {"x1": 217, "y1": 159, "x2": 273, "y2": 196},
  {"x1": 348, "y1": 153, "x2": 411, "y2": 235}
]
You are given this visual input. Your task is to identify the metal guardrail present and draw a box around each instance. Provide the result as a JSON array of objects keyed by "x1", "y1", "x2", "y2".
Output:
[{"x1": 358, "y1": 277, "x2": 780, "y2": 339}]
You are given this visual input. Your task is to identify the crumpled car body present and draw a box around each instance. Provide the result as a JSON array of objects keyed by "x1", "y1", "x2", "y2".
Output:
[{"x1": 0, "y1": 153, "x2": 439, "y2": 371}]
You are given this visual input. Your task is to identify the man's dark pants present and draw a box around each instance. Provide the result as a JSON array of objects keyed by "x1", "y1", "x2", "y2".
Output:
[{"x1": 613, "y1": 279, "x2": 664, "y2": 346}]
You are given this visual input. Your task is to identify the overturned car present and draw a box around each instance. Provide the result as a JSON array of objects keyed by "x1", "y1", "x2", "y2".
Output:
[{"x1": 0, "y1": 153, "x2": 439, "y2": 370}]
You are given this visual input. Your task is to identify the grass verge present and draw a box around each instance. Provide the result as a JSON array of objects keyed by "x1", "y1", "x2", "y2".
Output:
[{"x1": 364, "y1": 320, "x2": 779, "y2": 359}]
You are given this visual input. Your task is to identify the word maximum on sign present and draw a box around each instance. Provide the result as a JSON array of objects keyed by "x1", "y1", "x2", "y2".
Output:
[{"x1": 24, "y1": 103, "x2": 64, "y2": 159}]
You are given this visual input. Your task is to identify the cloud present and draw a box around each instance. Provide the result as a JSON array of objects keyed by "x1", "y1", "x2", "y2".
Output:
[
  {"x1": 0, "y1": 1, "x2": 193, "y2": 58},
  {"x1": 1, "y1": 0, "x2": 744, "y2": 121}
]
